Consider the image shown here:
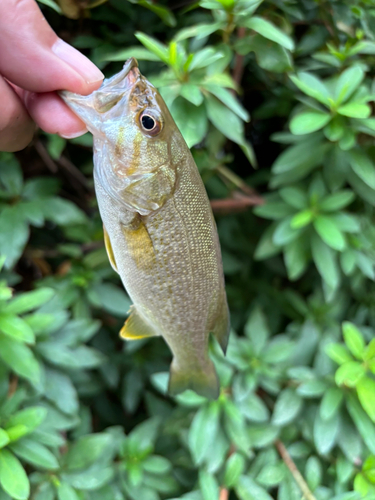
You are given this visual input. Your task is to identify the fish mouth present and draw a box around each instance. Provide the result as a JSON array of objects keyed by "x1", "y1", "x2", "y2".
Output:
[{"x1": 59, "y1": 57, "x2": 141, "y2": 115}]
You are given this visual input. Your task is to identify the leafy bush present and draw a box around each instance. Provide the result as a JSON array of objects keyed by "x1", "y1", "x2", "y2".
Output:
[{"x1": 2, "y1": 0, "x2": 375, "y2": 498}]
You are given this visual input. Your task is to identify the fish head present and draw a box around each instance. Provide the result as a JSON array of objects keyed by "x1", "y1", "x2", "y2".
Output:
[{"x1": 60, "y1": 58, "x2": 179, "y2": 180}]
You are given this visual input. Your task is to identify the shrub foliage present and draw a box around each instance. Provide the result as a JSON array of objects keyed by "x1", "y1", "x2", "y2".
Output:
[{"x1": 1, "y1": 0, "x2": 375, "y2": 499}]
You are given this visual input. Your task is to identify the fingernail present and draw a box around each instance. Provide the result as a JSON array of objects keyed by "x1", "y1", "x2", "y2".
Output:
[
  {"x1": 60, "y1": 128, "x2": 88, "y2": 139},
  {"x1": 53, "y1": 39, "x2": 104, "y2": 84}
]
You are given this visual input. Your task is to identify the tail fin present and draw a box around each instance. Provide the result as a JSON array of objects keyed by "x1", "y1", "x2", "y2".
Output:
[{"x1": 168, "y1": 358, "x2": 220, "y2": 400}]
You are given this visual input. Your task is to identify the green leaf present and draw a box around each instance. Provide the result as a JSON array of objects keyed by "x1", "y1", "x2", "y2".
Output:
[
  {"x1": 314, "y1": 412, "x2": 339, "y2": 454},
  {"x1": 56, "y1": 482, "x2": 80, "y2": 500},
  {"x1": 65, "y1": 433, "x2": 112, "y2": 470},
  {"x1": 223, "y1": 400, "x2": 251, "y2": 455},
  {"x1": 305, "y1": 456, "x2": 322, "y2": 490},
  {"x1": 342, "y1": 322, "x2": 365, "y2": 359},
  {"x1": 257, "y1": 463, "x2": 285, "y2": 487},
  {"x1": 180, "y1": 84, "x2": 204, "y2": 106},
  {"x1": 348, "y1": 150, "x2": 375, "y2": 189},
  {"x1": 0, "y1": 315, "x2": 34, "y2": 344},
  {"x1": 0, "y1": 429, "x2": 10, "y2": 449},
  {"x1": 205, "y1": 94, "x2": 245, "y2": 145},
  {"x1": 239, "y1": 393, "x2": 270, "y2": 423},
  {"x1": 290, "y1": 110, "x2": 331, "y2": 135},
  {"x1": 3, "y1": 288, "x2": 54, "y2": 315},
  {"x1": 357, "y1": 377, "x2": 375, "y2": 422},
  {"x1": 90, "y1": 283, "x2": 131, "y2": 317},
  {"x1": 346, "y1": 393, "x2": 375, "y2": 454},
  {"x1": 100, "y1": 46, "x2": 160, "y2": 62},
  {"x1": 0, "y1": 449, "x2": 29, "y2": 500},
  {"x1": 325, "y1": 343, "x2": 353, "y2": 365},
  {"x1": 0, "y1": 155, "x2": 23, "y2": 196},
  {"x1": 284, "y1": 237, "x2": 309, "y2": 280},
  {"x1": 291, "y1": 210, "x2": 313, "y2": 228},
  {"x1": 10, "y1": 438, "x2": 59, "y2": 470},
  {"x1": 174, "y1": 22, "x2": 225, "y2": 42},
  {"x1": 5, "y1": 407, "x2": 47, "y2": 439},
  {"x1": 319, "y1": 191, "x2": 355, "y2": 211},
  {"x1": 170, "y1": 98, "x2": 208, "y2": 147},
  {"x1": 271, "y1": 136, "x2": 324, "y2": 174},
  {"x1": 45, "y1": 369, "x2": 79, "y2": 415},
  {"x1": 224, "y1": 453, "x2": 245, "y2": 488},
  {"x1": 320, "y1": 387, "x2": 344, "y2": 420},
  {"x1": 245, "y1": 17, "x2": 294, "y2": 50},
  {"x1": 279, "y1": 187, "x2": 308, "y2": 209},
  {"x1": 254, "y1": 199, "x2": 293, "y2": 220},
  {"x1": 273, "y1": 217, "x2": 302, "y2": 245},
  {"x1": 335, "y1": 361, "x2": 366, "y2": 387},
  {"x1": 0, "y1": 206, "x2": 29, "y2": 269},
  {"x1": 0, "y1": 335, "x2": 41, "y2": 384},
  {"x1": 272, "y1": 388, "x2": 303, "y2": 426},
  {"x1": 199, "y1": 470, "x2": 219, "y2": 500},
  {"x1": 235, "y1": 475, "x2": 273, "y2": 500},
  {"x1": 313, "y1": 215, "x2": 346, "y2": 251},
  {"x1": 189, "y1": 47, "x2": 225, "y2": 71},
  {"x1": 240, "y1": 34, "x2": 292, "y2": 73},
  {"x1": 188, "y1": 403, "x2": 220, "y2": 464},
  {"x1": 43, "y1": 198, "x2": 87, "y2": 226},
  {"x1": 289, "y1": 73, "x2": 331, "y2": 106},
  {"x1": 143, "y1": 455, "x2": 171, "y2": 474},
  {"x1": 337, "y1": 102, "x2": 371, "y2": 118},
  {"x1": 37, "y1": 0, "x2": 62, "y2": 13},
  {"x1": 244, "y1": 307, "x2": 269, "y2": 355},
  {"x1": 134, "y1": 32, "x2": 169, "y2": 63},
  {"x1": 204, "y1": 84, "x2": 249, "y2": 121},
  {"x1": 311, "y1": 233, "x2": 340, "y2": 289},
  {"x1": 334, "y1": 66, "x2": 364, "y2": 105}
]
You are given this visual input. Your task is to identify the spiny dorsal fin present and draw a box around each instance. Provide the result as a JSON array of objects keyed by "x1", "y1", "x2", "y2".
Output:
[
  {"x1": 103, "y1": 225, "x2": 118, "y2": 273},
  {"x1": 120, "y1": 309, "x2": 159, "y2": 340}
]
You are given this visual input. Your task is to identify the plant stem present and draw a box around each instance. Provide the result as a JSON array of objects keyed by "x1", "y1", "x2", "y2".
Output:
[
  {"x1": 219, "y1": 487, "x2": 229, "y2": 500},
  {"x1": 275, "y1": 440, "x2": 317, "y2": 500}
]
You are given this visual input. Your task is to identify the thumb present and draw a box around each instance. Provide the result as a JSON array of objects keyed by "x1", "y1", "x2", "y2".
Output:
[{"x1": 0, "y1": 0, "x2": 104, "y2": 95}]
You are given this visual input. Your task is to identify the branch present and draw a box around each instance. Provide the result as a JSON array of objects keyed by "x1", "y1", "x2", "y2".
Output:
[
  {"x1": 219, "y1": 488, "x2": 229, "y2": 500},
  {"x1": 210, "y1": 192, "x2": 263, "y2": 214},
  {"x1": 275, "y1": 440, "x2": 317, "y2": 500}
]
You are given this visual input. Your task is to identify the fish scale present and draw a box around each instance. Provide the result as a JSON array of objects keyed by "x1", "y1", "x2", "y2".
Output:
[{"x1": 60, "y1": 58, "x2": 230, "y2": 399}]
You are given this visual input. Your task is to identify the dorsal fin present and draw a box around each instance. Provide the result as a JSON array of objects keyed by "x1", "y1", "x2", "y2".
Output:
[{"x1": 120, "y1": 308, "x2": 159, "y2": 340}]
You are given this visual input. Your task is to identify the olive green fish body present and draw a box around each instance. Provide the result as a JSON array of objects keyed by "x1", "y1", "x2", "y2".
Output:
[{"x1": 60, "y1": 58, "x2": 230, "y2": 398}]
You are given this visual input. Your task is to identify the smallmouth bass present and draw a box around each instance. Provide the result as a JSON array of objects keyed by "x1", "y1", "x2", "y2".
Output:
[{"x1": 60, "y1": 58, "x2": 230, "y2": 399}]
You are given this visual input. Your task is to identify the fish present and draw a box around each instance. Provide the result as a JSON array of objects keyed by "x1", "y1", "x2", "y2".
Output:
[{"x1": 60, "y1": 58, "x2": 230, "y2": 399}]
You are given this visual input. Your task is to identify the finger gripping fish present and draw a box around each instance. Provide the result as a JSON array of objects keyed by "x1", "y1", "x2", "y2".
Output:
[{"x1": 60, "y1": 58, "x2": 230, "y2": 399}]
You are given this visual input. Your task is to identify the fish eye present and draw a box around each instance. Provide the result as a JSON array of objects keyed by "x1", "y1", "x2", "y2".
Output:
[{"x1": 139, "y1": 112, "x2": 162, "y2": 136}]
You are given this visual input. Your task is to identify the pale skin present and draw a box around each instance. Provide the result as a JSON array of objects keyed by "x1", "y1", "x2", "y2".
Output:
[{"x1": 0, "y1": 0, "x2": 104, "y2": 152}]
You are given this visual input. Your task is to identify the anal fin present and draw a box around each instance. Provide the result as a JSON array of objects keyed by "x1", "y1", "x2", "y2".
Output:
[
  {"x1": 120, "y1": 309, "x2": 158, "y2": 340},
  {"x1": 103, "y1": 225, "x2": 118, "y2": 273}
]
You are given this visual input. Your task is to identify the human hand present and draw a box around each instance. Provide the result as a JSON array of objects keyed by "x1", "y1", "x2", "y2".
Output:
[{"x1": 0, "y1": 0, "x2": 104, "y2": 152}]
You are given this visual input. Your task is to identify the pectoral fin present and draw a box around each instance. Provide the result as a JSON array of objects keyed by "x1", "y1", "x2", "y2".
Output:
[
  {"x1": 120, "y1": 309, "x2": 159, "y2": 340},
  {"x1": 103, "y1": 225, "x2": 118, "y2": 273}
]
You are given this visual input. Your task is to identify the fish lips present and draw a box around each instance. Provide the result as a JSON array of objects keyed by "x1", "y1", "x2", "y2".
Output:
[{"x1": 59, "y1": 57, "x2": 141, "y2": 129}]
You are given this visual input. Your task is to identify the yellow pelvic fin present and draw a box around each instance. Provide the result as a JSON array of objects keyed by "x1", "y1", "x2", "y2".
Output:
[
  {"x1": 120, "y1": 309, "x2": 158, "y2": 340},
  {"x1": 103, "y1": 225, "x2": 118, "y2": 273}
]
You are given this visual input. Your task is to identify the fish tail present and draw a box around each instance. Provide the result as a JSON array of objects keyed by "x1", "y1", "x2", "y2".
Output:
[{"x1": 168, "y1": 357, "x2": 220, "y2": 400}]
